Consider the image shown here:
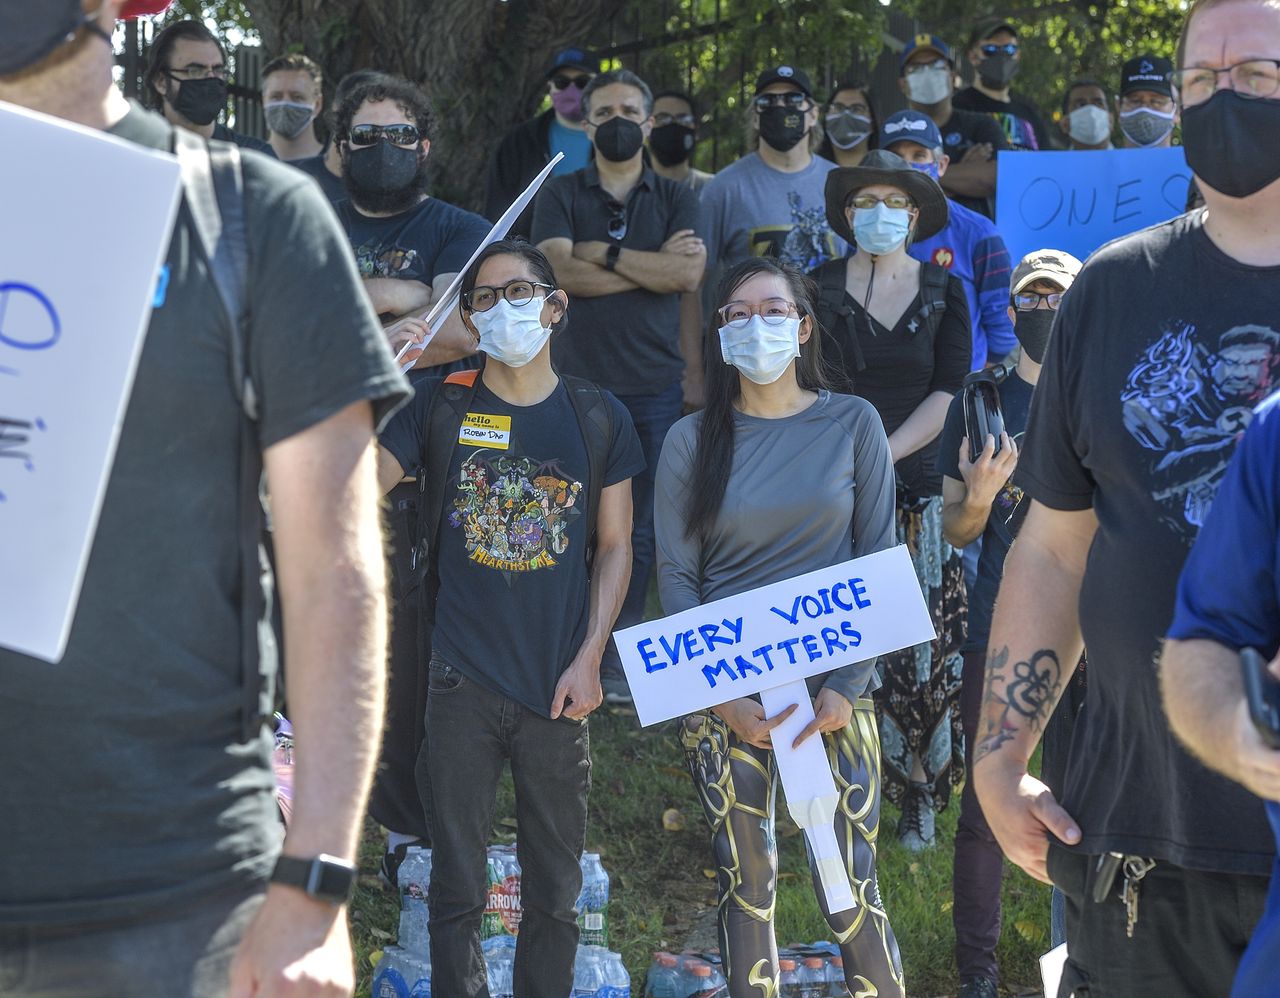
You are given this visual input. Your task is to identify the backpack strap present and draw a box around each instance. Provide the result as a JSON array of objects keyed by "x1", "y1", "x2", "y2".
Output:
[
  {"x1": 905, "y1": 262, "x2": 950, "y2": 342},
  {"x1": 560, "y1": 374, "x2": 613, "y2": 562},
  {"x1": 813, "y1": 260, "x2": 865, "y2": 390}
]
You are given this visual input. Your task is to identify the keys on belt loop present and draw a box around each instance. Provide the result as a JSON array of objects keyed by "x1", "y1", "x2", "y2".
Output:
[{"x1": 1121, "y1": 856, "x2": 1156, "y2": 938}]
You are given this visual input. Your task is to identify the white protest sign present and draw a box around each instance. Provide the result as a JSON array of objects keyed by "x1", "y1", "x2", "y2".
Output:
[
  {"x1": 613, "y1": 545, "x2": 935, "y2": 726},
  {"x1": 1041, "y1": 942, "x2": 1068, "y2": 997},
  {"x1": 0, "y1": 101, "x2": 182, "y2": 662},
  {"x1": 394, "y1": 151, "x2": 565, "y2": 371}
]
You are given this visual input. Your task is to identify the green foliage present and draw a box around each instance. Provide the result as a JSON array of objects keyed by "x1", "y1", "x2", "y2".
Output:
[{"x1": 162, "y1": 0, "x2": 256, "y2": 39}]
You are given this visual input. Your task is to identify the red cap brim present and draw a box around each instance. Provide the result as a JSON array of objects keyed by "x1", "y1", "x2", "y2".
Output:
[{"x1": 119, "y1": 1, "x2": 174, "y2": 18}]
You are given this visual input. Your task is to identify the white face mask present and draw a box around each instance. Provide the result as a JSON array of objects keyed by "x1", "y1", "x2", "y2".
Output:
[
  {"x1": 905, "y1": 66, "x2": 952, "y2": 106},
  {"x1": 1067, "y1": 104, "x2": 1111, "y2": 146},
  {"x1": 471, "y1": 296, "x2": 553, "y2": 368},
  {"x1": 718, "y1": 315, "x2": 801, "y2": 385}
]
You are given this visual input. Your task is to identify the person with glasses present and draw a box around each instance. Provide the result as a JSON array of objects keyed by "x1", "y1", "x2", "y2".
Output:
[
  {"x1": 811, "y1": 151, "x2": 972, "y2": 854},
  {"x1": 817, "y1": 78, "x2": 878, "y2": 169},
  {"x1": 897, "y1": 35, "x2": 1009, "y2": 220},
  {"x1": 655, "y1": 257, "x2": 905, "y2": 998},
  {"x1": 936, "y1": 249, "x2": 1082, "y2": 998},
  {"x1": 484, "y1": 47, "x2": 601, "y2": 240},
  {"x1": 648, "y1": 89, "x2": 714, "y2": 193},
  {"x1": 1117, "y1": 54, "x2": 1179, "y2": 148},
  {"x1": 293, "y1": 69, "x2": 392, "y2": 206},
  {"x1": 973, "y1": 1, "x2": 1280, "y2": 993},
  {"x1": 144, "y1": 19, "x2": 274, "y2": 156},
  {"x1": 376, "y1": 239, "x2": 642, "y2": 998},
  {"x1": 953, "y1": 17, "x2": 1052, "y2": 151},
  {"x1": 533, "y1": 68, "x2": 704, "y2": 705},
  {"x1": 1060, "y1": 79, "x2": 1115, "y2": 150}
]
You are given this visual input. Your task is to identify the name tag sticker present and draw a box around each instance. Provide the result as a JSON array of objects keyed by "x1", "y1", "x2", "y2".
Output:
[{"x1": 459, "y1": 412, "x2": 511, "y2": 450}]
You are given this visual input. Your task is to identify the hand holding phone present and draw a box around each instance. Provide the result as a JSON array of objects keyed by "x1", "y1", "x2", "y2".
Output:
[{"x1": 1241, "y1": 647, "x2": 1280, "y2": 750}]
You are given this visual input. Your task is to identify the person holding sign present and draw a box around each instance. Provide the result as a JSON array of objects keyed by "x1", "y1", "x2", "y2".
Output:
[
  {"x1": 376, "y1": 241, "x2": 643, "y2": 998},
  {"x1": 655, "y1": 258, "x2": 904, "y2": 998},
  {"x1": 811, "y1": 151, "x2": 972, "y2": 851}
]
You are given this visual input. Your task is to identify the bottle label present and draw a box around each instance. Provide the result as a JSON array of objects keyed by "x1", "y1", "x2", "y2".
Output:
[
  {"x1": 584, "y1": 913, "x2": 604, "y2": 931},
  {"x1": 373, "y1": 968, "x2": 410, "y2": 998}
]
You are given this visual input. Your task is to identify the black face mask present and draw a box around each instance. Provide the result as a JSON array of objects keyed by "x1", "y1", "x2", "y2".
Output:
[
  {"x1": 168, "y1": 76, "x2": 228, "y2": 127},
  {"x1": 978, "y1": 52, "x2": 1019, "y2": 89},
  {"x1": 649, "y1": 122, "x2": 696, "y2": 166},
  {"x1": 593, "y1": 116, "x2": 645, "y2": 162},
  {"x1": 758, "y1": 106, "x2": 808, "y2": 152},
  {"x1": 1183, "y1": 90, "x2": 1280, "y2": 199},
  {"x1": 1015, "y1": 308, "x2": 1056, "y2": 364},
  {"x1": 343, "y1": 141, "x2": 427, "y2": 214}
]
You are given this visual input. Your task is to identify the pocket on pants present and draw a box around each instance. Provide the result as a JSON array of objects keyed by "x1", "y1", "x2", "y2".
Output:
[{"x1": 427, "y1": 658, "x2": 466, "y2": 695}]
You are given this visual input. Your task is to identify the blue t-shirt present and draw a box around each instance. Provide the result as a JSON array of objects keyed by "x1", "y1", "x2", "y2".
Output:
[
  {"x1": 549, "y1": 118, "x2": 592, "y2": 176},
  {"x1": 379, "y1": 375, "x2": 645, "y2": 716},
  {"x1": 1167, "y1": 391, "x2": 1280, "y2": 996}
]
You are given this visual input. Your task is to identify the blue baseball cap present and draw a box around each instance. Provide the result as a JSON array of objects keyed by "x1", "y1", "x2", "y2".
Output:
[
  {"x1": 546, "y1": 47, "x2": 601, "y2": 77},
  {"x1": 879, "y1": 110, "x2": 944, "y2": 152},
  {"x1": 900, "y1": 33, "x2": 953, "y2": 71}
]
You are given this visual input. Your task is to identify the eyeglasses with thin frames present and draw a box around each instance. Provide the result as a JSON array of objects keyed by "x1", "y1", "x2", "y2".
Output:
[
  {"x1": 166, "y1": 63, "x2": 228, "y2": 81},
  {"x1": 1171, "y1": 60, "x2": 1280, "y2": 106},
  {"x1": 718, "y1": 298, "x2": 801, "y2": 328},
  {"x1": 848, "y1": 194, "x2": 916, "y2": 211}
]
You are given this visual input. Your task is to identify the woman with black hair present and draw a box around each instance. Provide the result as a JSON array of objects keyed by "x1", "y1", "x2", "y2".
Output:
[
  {"x1": 817, "y1": 79, "x2": 878, "y2": 167},
  {"x1": 655, "y1": 257, "x2": 905, "y2": 998}
]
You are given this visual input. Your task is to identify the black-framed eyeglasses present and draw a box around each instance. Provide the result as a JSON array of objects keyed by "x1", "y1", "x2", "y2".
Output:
[
  {"x1": 980, "y1": 43, "x2": 1018, "y2": 57},
  {"x1": 348, "y1": 123, "x2": 421, "y2": 147},
  {"x1": 552, "y1": 74, "x2": 592, "y2": 91},
  {"x1": 849, "y1": 193, "x2": 915, "y2": 211},
  {"x1": 607, "y1": 205, "x2": 628, "y2": 241},
  {"x1": 653, "y1": 111, "x2": 696, "y2": 127},
  {"x1": 166, "y1": 63, "x2": 228, "y2": 81},
  {"x1": 827, "y1": 100, "x2": 872, "y2": 116},
  {"x1": 463, "y1": 280, "x2": 554, "y2": 312},
  {"x1": 1012, "y1": 290, "x2": 1064, "y2": 311},
  {"x1": 1171, "y1": 60, "x2": 1280, "y2": 106},
  {"x1": 717, "y1": 298, "x2": 801, "y2": 328},
  {"x1": 753, "y1": 92, "x2": 812, "y2": 111}
]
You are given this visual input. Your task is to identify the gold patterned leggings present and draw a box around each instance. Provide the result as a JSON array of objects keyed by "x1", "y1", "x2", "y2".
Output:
[{"x1": 679, "y1": 698, "x2": 905, "y2": 998}]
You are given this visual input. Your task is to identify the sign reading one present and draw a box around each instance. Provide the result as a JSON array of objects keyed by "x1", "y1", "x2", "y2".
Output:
[{"x1": 0, "y1": 100, "x2": 182, "y2": 662}]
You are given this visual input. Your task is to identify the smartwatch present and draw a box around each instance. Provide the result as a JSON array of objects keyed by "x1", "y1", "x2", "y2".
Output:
[
  {"x1": 605, "y1": 243, "x2": 622, "y2": 271},
  {"x1": 270, "y1": 853, "x2": 357, "y2": 906}
]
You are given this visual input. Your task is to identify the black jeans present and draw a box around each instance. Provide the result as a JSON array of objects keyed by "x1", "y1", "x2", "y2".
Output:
[
  {"x1": 1047, "y1": 844, "x2": 1268, "y2": 997},
  {"x1": 419, "y1": 658, "x2": 590, "y2": 998}
]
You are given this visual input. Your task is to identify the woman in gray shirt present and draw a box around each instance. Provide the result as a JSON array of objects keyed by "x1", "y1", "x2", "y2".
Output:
[{"x1": 655, "y1": 258, "x2": 904, "y2": 998}]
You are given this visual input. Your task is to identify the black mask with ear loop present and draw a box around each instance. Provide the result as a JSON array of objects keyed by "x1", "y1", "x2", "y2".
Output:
[{"x1": 962, "y1": 368, "x2": 1008, "y2": 462}]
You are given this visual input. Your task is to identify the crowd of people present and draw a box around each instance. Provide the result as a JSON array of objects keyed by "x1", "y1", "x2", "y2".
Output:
[{"x1": 3, "y1": 0, "x2": 1280, "y2": 996}]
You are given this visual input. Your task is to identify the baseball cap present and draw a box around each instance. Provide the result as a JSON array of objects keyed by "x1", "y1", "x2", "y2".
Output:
[
  {"x1": 755, "y1": 64, "x2": 815, "y2": 99},
  {"x1": 1011, "y1": 249, "x2": 1083, "y2": 296},
  {"x1": 879, "y1": 109, "x2": 944, "y2": 152},
  {"x1": 967, "y1": 17, "x2": 1017, "y2": 50},
  {"x1": 1120, "y1": 54, "x2": 1173, "y2": 98},
  {"x1": 900, "y1": 34, "x2": 953, "y2": 70},
  {"x1": 546, "y1": 47, "x2": 601, "y2": 78}
]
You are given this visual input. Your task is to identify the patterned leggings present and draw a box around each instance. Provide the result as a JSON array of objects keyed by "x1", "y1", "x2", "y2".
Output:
[{"x1": 679, "y1": 698, "x2": 905, "y2": 998}]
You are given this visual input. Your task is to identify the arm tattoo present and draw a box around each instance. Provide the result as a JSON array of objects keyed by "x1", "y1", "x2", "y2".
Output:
[{"x1": 973, "y1": 645, "x2": 1064, "y2": 765}]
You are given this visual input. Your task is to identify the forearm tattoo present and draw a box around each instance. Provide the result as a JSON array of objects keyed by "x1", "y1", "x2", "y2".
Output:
[{"x1": 973, "y1": 645, "x2": 1064, "y2": 765}]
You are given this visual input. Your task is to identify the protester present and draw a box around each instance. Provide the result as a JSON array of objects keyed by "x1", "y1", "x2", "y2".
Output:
[
  {"x1": 0, "y1": 2, "x2": 409, "y2": 994},
  {"x1": 145, "y1": 19, "x2": 274, "y2": 156},
  {"x1": 376, "y1": 239, "x2": 643, "y2": 998},
  {"x1": 972, "y1": 1, "x2": 1280, "y2": 993},
  {"x1": 293, "y1": 68, "x2": 389, "y2": 205},
  {"x1": 261, "y1": 52, "x2": 324, "y2": 161},
  {"x1": 1163, "y1": 391, "x2": 1280, "y2": 998},
  {"x1": 1118, "y1": 54, "x2": 1179, "y2": 148},
  {"x1": 880, "y1": 109, "x2": 1017, "y2": 371},
  {"x1": 649, "y1": 89, "x2": 714, "y2": 192},
  {"x1": 1060, "y1": 78, "x2": 1114, "y2": 149},
  {"x1": 953, "y1": 17, "x2": 1052, "y2": 151},
  {"x1": 817, "y1": 79, "x2": 878, "y2": 168},
  {"x1": 656, "y1": 256, "x2": 905, "y2": 998},
  {"x1": 898, "y1": 33, "x2": 1008, "y2": 218},
  {"x1": 485, "y1": 47, "x2": 601, "y2": 239},
  {"x1": 938, "y1": 249, "x2": 1082, "y2": 998},
  {"x1": 533, "y1": 68, "x2": 704, "y2": 703},
  {"x1": 812, "y1": 150, "x2": 971, "y2": 850}
]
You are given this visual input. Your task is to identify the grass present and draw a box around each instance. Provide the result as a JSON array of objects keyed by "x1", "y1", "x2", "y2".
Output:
[{"x1": 348, "y1": 706, "x2": 1052, "y2": 997}]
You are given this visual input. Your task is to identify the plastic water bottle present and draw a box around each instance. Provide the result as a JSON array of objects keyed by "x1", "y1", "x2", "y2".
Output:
[
  {"x1": 823, "y1": 956, "x2": 845, "y2": 997},
  {"x1": 795, "y1": 957, "x2": 826, "y2": 998},
  {"x1": 371, "y1": 947, "x2": 411, "y2": 998},
  {"x1": 645, "y1": 952, "x2": 681, "y2": 998},
  {"x1": 778, "y1": 958, "x2": 802, "y2": 997},
  {"x1": 573, "y1": 945, "x2": 605, "y2": 996},
  {"x1": 397, "y1": 847, "x2": 431, "y2": 955},
  {"x1": 402, "y1": 952, "x2": 430, "y2": 998},
  {"x1": 598, "y1": 949, "x2": 631, "y2": 997},
  {"x1": 577, "y1": 853, "x2": 611, "y2": 947}
]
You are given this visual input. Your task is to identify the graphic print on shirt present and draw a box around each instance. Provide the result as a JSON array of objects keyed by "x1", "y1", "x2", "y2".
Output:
[
  {"x1": 1121, "y1": 322, "x2": 1280, "y2": 537},
  {"x1": 353, "y1": 240, "x2": 420, "y2": 280},
  {"x1": 991, "y1": 430, "x2": 1028, "y2": 546},
  {"x1": 749, "y1": 190, "x2": 839, "y2": 270},
  {"x1": 448, "y1": 451, "x2": 583, "y2": 574},
  {"x1": 991, "y1": 112, "x2": 1038, "y2": 150}
]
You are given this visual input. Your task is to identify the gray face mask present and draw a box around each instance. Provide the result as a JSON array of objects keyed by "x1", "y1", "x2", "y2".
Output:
[
  {"x1": 1119, "y1": 106, "x2": 1176, "y2": 146},
  {"x1": 264, "y1": 101, "x2": 316, "y2": 139}
]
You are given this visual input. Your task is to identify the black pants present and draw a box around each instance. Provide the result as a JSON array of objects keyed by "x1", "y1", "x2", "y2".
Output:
[
  {"x1": 1047, "y1": 845, "x2": 1268, "y2": 997},
  {"x1": 419, "y1": 658, "x2": 589, "y2": 998}
]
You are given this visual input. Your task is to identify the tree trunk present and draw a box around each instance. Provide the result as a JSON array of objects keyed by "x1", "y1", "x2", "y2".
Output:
[{"x1": 249, "y1": 0, "x2": 629, "y2": 211}]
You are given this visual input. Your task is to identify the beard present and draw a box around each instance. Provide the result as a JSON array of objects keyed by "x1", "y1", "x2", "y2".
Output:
[{"x1": 342, "y1": 152, "x2": 431, "y2": 215}]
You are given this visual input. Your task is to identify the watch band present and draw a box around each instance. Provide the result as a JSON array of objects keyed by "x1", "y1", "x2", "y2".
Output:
[
  {"x1": 605, "y1": 243, "x2": 622, "y2": 271},
  {"x1": 270, "y1": 853, "x2": 357, "y2": 906}
]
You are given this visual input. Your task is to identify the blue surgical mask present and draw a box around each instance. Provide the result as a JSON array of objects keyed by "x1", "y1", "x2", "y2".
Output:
[
  {"x1": 908, "y1": 160, "x2": 940, "y2": 181},
  {"x1": 718, "y1": 315, "x2": 801, "y2": 385},
  {"x1": 853, "y1": 202, "x2": 912, "y2": 255}
]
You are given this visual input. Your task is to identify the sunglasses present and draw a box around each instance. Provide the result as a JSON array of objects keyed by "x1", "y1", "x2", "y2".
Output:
[
  {"x1": 607, "y1": 205, "x2": 628, "y2": 241},
  {"x1": 849, "y1": 194, "x2": 915, "y2": 211},
  {"x1": 552, "y1": 74, "x2": 592, "y2": 90},
  {"x1": 348, "y1": 123, "x2": 421, "y2": 147},
  {"x1": 753, "y1": 92, "x2": 812, "y2": 111},
  {"x1": 980, "y1": 43, "x2": 1018, "y2": 57}
]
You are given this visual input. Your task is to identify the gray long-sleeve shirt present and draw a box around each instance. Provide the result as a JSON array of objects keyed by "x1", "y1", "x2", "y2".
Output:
[{"x1": 655, "y1": 390, "x2": 897, "y2": 706}]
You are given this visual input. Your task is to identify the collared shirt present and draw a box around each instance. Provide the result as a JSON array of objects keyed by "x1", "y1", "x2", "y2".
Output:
[{"x1": 532, "y1": 162, "x2": 701, "y2": 397}]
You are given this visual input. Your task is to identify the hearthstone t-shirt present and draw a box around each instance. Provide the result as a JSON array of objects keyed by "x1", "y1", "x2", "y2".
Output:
[
  {"x1": 952, "y1": 86, "x2": 1052, "y2": 151},
  {"x1": 1019, "y1": 209, "x2": 1280, "y2": 874},
  {"x1": 380, "y1": 377, "x2": 644, "y2": 716}
]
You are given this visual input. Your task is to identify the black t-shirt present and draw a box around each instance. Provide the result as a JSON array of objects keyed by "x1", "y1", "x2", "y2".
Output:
[
  {"x1": 380, "y1": 376, "x2": 644, "y2": 716},
  {"x1": 1020, "y1": 210, "x2": 1280, "y2": 874},
  {"x1": 939, "y1": 370, "x2": 1034, "y2": 652},
  {"x1": 952, "y1": 87, "x2": 1052, "y2": 152},
  {"x1": 939, "y1": 106, "x2": 1009, "y2": 219},
  {"x1": 0, "y1": 105, "x2": 409, "y2": 923},
  {"x1": 293, "y1": 151, "x2": 346, "y2": 206},
  {"x1": 213, "y1": 122, "x2": 276, "y2": 158}
]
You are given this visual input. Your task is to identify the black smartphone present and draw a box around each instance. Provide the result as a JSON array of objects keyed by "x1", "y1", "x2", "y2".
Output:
[
  {"x1": 962, "y1": 370, "x2": 1006, "y2": 464},
  {"x1": 1241, "y1": 647, "x2": 1280, "y2": 750}
]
